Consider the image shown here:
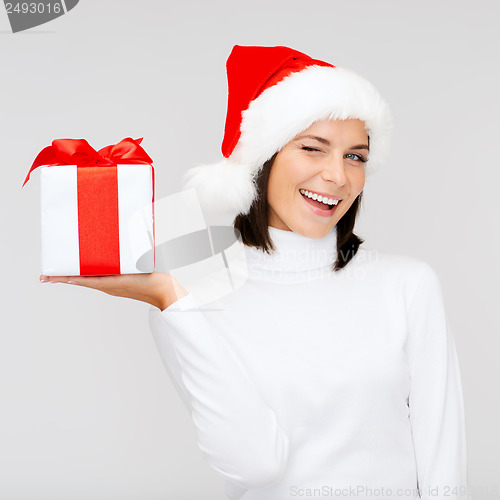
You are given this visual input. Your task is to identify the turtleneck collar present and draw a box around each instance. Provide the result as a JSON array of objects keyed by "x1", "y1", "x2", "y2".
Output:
[{"x1": 243, "y1": 225, "x2": 338, "y2": 283}]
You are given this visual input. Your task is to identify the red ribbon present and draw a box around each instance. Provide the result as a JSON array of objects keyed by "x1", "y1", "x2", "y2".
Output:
[{"x1": 22, "y1": 137, "x2": 155, "y2": 276}]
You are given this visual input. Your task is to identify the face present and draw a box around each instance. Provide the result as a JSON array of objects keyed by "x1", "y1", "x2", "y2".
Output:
[{"x1": 267, "y1": 118, "x2": 369, "y2": 238}]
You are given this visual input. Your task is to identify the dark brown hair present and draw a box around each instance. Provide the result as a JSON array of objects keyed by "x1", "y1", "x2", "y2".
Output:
[{"x1": 233, "y1": 152, "x2": 364, "y2": 272}]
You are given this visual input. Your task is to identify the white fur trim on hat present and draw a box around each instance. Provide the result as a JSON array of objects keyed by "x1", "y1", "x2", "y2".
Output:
[{"x1": 182, "y1": 65, "x2": 393, "y2": 216}]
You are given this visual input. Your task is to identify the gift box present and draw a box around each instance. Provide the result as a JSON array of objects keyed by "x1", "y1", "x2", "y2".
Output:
[{"x1": 22, "y1": 137, "x2": 155, "y2": 276}]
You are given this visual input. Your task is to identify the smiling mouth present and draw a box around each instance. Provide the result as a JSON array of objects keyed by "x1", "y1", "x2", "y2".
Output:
[{"x1": 299, "y1": 190, "x2": 340, "y2": 210}]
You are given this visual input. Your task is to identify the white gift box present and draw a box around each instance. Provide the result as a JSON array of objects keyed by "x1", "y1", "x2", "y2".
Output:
[{"x1": 40, "y1": 164, "x2": 155, "y2": 276}]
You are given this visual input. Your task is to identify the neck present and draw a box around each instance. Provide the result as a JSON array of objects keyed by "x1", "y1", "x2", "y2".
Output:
[{"x1": 243, "y1": 225, "x2": 338, "y2": 283}]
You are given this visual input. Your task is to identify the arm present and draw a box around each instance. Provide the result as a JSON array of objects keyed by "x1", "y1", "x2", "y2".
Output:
[
  {"x1": 405, "y1": 263, "x2": 470, "y2": 500},
  {"x1": 148, "y1": 293, "x2": 290, "y2": 490}
]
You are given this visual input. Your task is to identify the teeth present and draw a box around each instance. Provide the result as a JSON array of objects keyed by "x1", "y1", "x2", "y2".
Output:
[{"x1": 299, "y1": 189, "x2": 339, "y2": 206}]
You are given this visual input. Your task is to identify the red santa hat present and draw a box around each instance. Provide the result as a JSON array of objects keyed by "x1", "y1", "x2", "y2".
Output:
[{"x1": 181, "y1": 44, "x2": 393, "y2": 216}]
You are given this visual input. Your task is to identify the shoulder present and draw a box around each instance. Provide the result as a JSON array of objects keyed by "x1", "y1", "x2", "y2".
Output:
[
  {"x1": 352, "y1": 245, "x2": 431, "y2": 275},
  {"x1": 349, "y1": 246, "x2": 440, "y2": 295}
]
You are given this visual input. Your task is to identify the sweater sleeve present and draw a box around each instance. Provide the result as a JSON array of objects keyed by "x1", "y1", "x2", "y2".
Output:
[
  {"x1": 148, "y1": 292, "x2": 290, "y2": 490},
  {"x1": 405, "y1": 263, "x2": 470, "y2": 500}
]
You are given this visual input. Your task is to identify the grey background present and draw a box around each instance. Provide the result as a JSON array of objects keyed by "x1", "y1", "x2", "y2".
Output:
[{"x1": 1, "y1": 0, "x2": 498, "y2": 498}]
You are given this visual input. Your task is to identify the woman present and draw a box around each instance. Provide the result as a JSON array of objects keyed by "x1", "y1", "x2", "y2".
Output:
[{"x1": 40, "y1": 45, "x2": 469, "y2": 500}]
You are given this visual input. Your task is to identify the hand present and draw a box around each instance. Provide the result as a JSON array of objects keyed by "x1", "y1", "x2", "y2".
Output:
[{"x1": 39, "y1": 272, "x2": 189, "y2": 311}]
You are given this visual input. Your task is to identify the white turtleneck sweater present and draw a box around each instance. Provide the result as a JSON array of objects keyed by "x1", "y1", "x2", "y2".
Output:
[{"x1": 148, "y1": 226, "x2": 469, "y2": 500}]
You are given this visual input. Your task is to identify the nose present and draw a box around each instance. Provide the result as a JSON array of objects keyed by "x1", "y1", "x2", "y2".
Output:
[{"x1": 321, "y1": 153, "x2": 347, "y2": 187}]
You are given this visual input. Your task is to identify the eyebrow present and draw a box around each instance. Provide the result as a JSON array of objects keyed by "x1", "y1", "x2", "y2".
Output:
[{"x1": 296, "y1": 134, "x2": 370, "y2": 151}]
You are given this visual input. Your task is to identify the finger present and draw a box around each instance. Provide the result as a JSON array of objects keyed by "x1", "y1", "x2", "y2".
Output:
[
  {"x1": 39, "y1": 275, "x2": 98, "y2": 286},
  {"x1": 61, "y1": 275, "x2": 122, "y2": 290},
  {"x1": 64, "y1": 276, "x2": 96, "y2": 287},
  {"x1": 40, "y1": 275, "x2": 72, "y2": 284}
]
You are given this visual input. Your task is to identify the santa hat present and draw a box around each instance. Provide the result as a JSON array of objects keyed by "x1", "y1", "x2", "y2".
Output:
[{"x1": 181, "y1": 44, "x2": 393, "y2": 216}]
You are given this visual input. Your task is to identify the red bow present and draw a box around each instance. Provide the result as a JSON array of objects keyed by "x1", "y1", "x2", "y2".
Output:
[{"x1": 22, "y1": 137, "x2": 153, "y2": 187}]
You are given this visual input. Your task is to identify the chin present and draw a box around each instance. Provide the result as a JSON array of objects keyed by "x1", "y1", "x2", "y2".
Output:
[
  {"x1": 310, "y1": 228, "x2": 333, "y2": 239},
  {"x1": 291, "y1": 222, "x2": 333, "y2": 239}
]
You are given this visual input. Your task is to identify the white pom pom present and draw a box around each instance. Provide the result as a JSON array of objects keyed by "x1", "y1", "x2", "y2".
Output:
[{"x1": 181, "y1": 158, "x2": 257, "y2": 216}]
